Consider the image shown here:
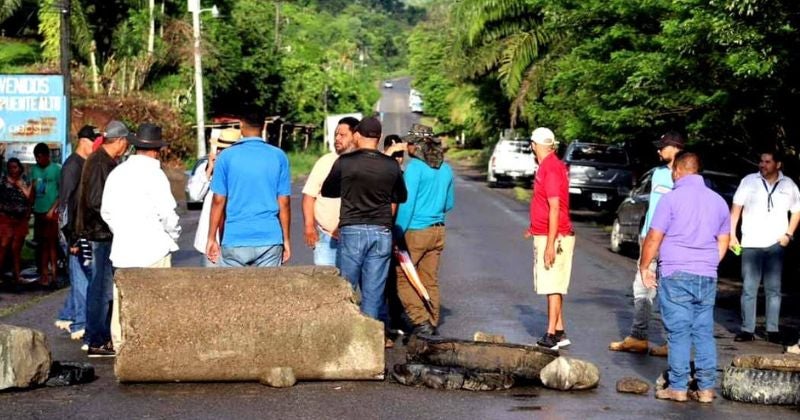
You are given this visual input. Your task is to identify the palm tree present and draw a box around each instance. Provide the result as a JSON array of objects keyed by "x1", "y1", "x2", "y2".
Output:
[
  {"x1": 452, "y1": 0, "x2": 560, "y2": 126},
  {"x1": 37, "y1": 0, "x2": 94, "y2": 63},
  {"x1": 0, "y1": 0, "x2": 22, "y2": 23}
]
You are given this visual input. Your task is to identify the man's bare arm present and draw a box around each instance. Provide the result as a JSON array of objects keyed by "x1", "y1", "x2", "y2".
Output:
[
  {"x1": 640, "y1": 229, "x2": 665, "y2": 288},
  {"x1": 301, "y1": 194, "x2": 318, "y2": 248},
  {"x1": 278, "y1": 195, "x2": 292, "y2": 263},
  {"x1": 544, "y1": 197, "x2": 559, "y2": 269},
  {"x1": 717, "y1": 234, "x2": 731, "y2": 262},
  {"x1": 729, "y1": 204, "x2": 742, "y2": 248},
  {"x1": 205, "y1": 193, "x2": 227, "y2": 264}
]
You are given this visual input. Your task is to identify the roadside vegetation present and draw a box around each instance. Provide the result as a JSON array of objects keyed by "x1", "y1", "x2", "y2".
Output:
[
  {"x1": 408, "y1": 1, "x2": 800, "y2": 174},
  {"x1": 0, "y1": 0, "x2": 423, "y2": 170}
]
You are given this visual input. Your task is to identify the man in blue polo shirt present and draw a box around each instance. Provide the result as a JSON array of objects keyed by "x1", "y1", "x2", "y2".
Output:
[{"x1": 206, "y1": 111, "x2": 291, "y2": 267}]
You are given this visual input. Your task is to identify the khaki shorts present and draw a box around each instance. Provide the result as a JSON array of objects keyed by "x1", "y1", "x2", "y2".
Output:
[{"x1": 532, "y1": 235, "x2": 575, "y2": 295}]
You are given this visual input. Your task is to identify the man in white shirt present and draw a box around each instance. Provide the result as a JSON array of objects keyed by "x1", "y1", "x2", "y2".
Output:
[
  {"x1": 102, "y1": 123, "x2": 181, "y2": 268},
  {"x1": 730, "y1": 151, "x2": 800, "y2": 343},
  {"x1": 301, "y1": 116, "x2": 358, "y2": 265},
  {"x1": 101, "y1": 123, "x2": 181, "y2": 350}
]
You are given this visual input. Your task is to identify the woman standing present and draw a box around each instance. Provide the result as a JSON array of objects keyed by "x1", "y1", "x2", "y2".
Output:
[
  {"x1": 188, "y1": 128, "x2": 239, "y2": 266},
  {"x1": 0, "y1": 158, "x2": 33, "y2": 287}
]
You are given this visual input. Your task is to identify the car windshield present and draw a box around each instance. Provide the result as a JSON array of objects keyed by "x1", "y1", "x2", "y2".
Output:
[
  {"x1": 703, "y1": 173, "x2": 739, "y2": 195},
  {"x1": 567, "y1": 144, "x2": 628, "y2": 165},
  {"x1": 496, "y1": 140, "x2": 532, "y2": 154}
]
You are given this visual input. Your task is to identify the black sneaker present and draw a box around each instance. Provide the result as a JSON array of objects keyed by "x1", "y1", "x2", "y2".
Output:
[
  {"x1": 87, "y1": 342, "x2": 116, "y2": 358},
  {"x1": 554, "y1": 330, "x2": 571, "y2": 348},
  {"x1": 537, "y1": 333, "x2": 559, "y2": 350},
  {"x1": 764, "y1": 331, "x2": 784, "y2": 345},
  {"x1": 734, "y1": 331, "x2": 755, "y2": 342}
]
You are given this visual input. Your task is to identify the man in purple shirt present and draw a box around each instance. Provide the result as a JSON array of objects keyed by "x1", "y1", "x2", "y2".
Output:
[{"x1": 640, "y1": 152, "x2": 730, "y2": 403}]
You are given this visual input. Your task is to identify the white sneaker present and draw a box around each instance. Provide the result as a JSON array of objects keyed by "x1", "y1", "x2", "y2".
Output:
[
  {"x1": 54, "y1": 320, "x2": 72, "y2": 331},
  {"x1": 786, "y1": 343, "x2": 800, "y2": 355},
  {"x1": 71, "y1": 329, "x2": 85, "y2": 340},
  {"x1": 81, "y1": 344, "x2": 89, "y2": 351}
]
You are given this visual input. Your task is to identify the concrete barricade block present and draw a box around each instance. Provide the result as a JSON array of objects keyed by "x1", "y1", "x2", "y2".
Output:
[{"x1": 114, "y1": 266, "x2": 384, "y2": 383}]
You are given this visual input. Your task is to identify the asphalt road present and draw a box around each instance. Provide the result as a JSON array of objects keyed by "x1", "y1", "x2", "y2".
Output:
[{"x1": 1, "y1": 81, "x2": 798, "y2": 419}]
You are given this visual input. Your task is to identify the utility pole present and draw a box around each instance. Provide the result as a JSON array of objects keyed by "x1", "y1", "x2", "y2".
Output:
[
  {"x1": 60, "y1": 0, "x2": 71, "y2": 158},
  {"x1": 190, "y1": 0, "x2": 206, "y2": 158}
]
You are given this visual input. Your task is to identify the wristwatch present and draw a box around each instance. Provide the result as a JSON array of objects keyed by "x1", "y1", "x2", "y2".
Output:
[{"x1": 785, "y1": 233, "x2": 794, "y2": 241}]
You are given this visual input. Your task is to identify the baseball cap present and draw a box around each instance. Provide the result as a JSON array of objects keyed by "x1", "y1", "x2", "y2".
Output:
[
  {"x1": 104, "y1": 120, "x2": 132, "y2": 140},
  {"x1": 653, "y1": 131, "x2": 685, "y2": 149},
  {"x1": 531, "y1": 127, "x2": 555, "y2": 145},
  {"x1": 77, "y1": 125, "x2": 98, "y2": 140},
  {"x1": 355, "y1": 117, "x2": 382, "y2": 139}
]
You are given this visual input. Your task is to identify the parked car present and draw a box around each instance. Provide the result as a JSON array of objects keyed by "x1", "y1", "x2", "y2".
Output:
[
  {"x1": 563, "y1": 141, "x2": 633, "y2": 212},
  {"x1": 383, "y1": 80, "x2": 394, "y2": 88},
  {"x1": 487, "y1": 133, "x2": 538, "y2": 187},
  {"x1": 610, "y1": 168, "x2": 740, "y2": 253}
]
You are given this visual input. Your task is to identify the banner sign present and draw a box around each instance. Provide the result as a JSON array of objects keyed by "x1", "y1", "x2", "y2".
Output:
[{"x1": 0, "y1": 75, "x2": 67, "y2": 148}]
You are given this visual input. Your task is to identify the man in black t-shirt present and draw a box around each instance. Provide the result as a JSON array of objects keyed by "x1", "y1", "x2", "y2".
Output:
[{"x1": 322, "y1": 117, "x2": 407, "y2": 324}]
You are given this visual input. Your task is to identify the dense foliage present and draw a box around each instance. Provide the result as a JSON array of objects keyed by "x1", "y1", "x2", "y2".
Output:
[
  {"x1": 0, "y1": 0, "x2": 422, "y2": 155},
  {"x1": 408, "y1": 0, "x2": 800, "y2": 170}
]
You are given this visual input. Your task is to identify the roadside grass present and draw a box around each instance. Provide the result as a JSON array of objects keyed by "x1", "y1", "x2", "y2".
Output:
[
  {"x1": 446, "y1": 147, "x2": 490, "y2": 168},
  {"x1": 0, "y1": 38, "x2": 40, "y2": 73},
  {"x1": 289, "y1": 150, "x2": 323, "y2": 180},
  {"x1": 513, "y1": 186, "x2": 532, "y2": 203},
  {"x1": 0, "y1": 292, "x2": 58, "y2": 319}
]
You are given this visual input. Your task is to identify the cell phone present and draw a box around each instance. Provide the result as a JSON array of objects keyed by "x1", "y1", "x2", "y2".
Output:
[{"x1": 391, "y1": 151, "x2": 404, "y2": 158}]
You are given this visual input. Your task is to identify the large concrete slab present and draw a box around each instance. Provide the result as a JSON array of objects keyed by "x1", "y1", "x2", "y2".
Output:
[{"x1": 114, "y1": 266, "x2": 384, "y2": 383}]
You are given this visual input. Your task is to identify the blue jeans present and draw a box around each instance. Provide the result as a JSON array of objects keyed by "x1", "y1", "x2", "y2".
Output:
[
  {"x1": 221, "y1": 245, "x2": 283, "y2": 267},
  {"x1": 313, "y1": 228, "x2": 338, "y2": 266},
  {"x1": 56, "y1": 255, "x2": 92, "y2": 333},
  {"x1": 85, "y1": 241, "x2": 113, "y2": 347},
  {"x1": 337, "y1": 224, "x2": 392, "y2": 322},
  {"x1": 740, "y1": 243, "x2": 784, "y2": 333},
  {"x1": 658, "y1": 271, "x2": 717, "y2": 391}
]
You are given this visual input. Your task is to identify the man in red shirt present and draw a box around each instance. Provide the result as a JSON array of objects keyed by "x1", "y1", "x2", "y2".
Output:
[{"x1": 525, "y1": 127, "x2": 575, "y2": 349}]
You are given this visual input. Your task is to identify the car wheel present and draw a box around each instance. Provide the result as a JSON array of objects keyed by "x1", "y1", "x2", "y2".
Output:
[
  {"x1": 487, "y1": 171, "x2": 497, "y2": 188},
  {"x1": 610, "y1": 218, "x2": 623, "y2": 253}
]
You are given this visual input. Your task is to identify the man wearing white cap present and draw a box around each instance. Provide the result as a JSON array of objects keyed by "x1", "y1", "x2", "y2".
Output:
[{"x1": 525, "y1": 127, "x2": 575, "y2": 349}]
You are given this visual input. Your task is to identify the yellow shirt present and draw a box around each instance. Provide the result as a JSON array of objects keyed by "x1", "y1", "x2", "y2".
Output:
[{"x1": 301, "y1": 152, "x2": 341, "y2": 234}]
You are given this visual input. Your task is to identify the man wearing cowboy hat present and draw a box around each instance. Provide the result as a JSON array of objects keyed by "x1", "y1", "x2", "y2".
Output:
[
  {"x1": 101, "y1": 123, "x2": 181, "y2": 353},
  {"x1": 102, "y1": 123, "x2": 181, "y2": 269}
]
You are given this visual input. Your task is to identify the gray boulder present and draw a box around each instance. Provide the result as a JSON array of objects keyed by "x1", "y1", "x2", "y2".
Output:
[
  {"x1": 0, "y1": 324, "x2": 52, "y2": 390},
  {"x1": 259, "y1": 367, "x2": 296, "y2": 388},
  {"x1": 539, "y1": 356, "x2": 600, "y2": 391}
]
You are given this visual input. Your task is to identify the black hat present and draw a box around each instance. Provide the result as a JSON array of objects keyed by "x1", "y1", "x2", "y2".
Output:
[
  {"x1": 77, "y1": 125, "x2": 98, "y2": 140},
  {"x1": 652, "y1": 131, "x2": 685, "y2": 149},
  {"x1": 383, "y1": 134, "x2": 403, "y2": 150},
  {"x1": 355, "y1": 117, "x2": 382, "y2": 139},
  {"x1": 128, "y1": 123, "x2": 168, "y2": 149}
]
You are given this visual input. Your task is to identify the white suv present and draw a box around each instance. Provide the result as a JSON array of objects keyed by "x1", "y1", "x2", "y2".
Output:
[{"x1": 487, "y1": 136, "x2": 538, "y2": 187}]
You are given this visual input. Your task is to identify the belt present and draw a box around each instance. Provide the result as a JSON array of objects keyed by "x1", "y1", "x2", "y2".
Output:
[{"x1": 430, "y1": 222, "x2": 445, "y2": 227}]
